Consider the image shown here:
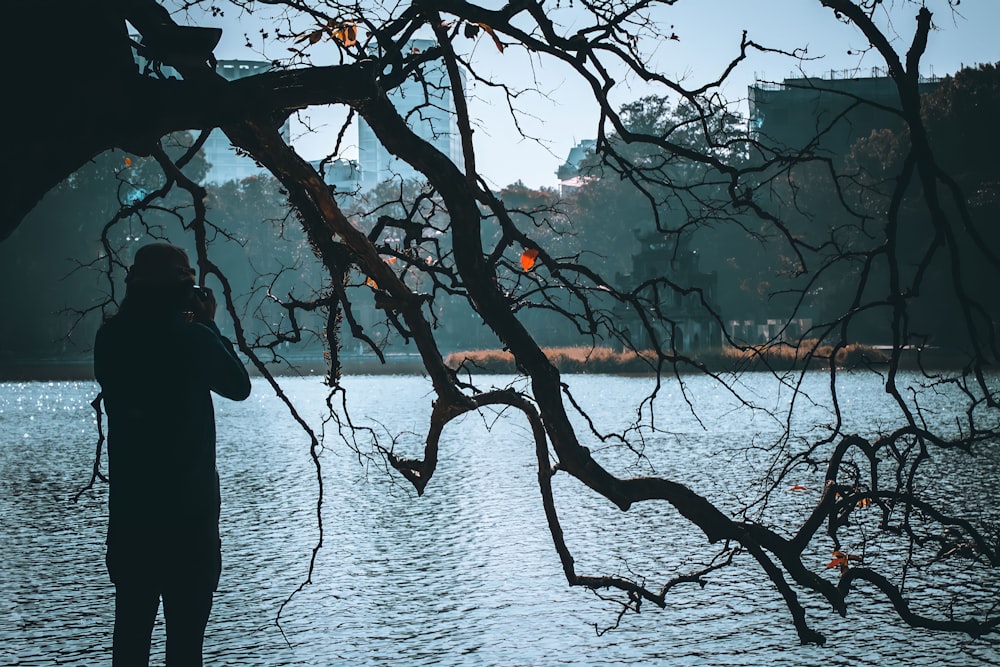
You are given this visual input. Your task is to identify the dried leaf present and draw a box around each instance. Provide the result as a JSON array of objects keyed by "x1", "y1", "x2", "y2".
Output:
[
  {"x1": 825, "y1": 555, "x2": 847, "y2": 570},
  {"x1": 365, "y1": 277, "x2": 378, "y2": 289},
  {"x1": 825, "y1": 550, "x2": 860, "y2": 573},
  {"x1": 332, "y1": 22, "x2": 358, "y2": 47},
  {"x1": 124, "y1": 157, "x2": 132, "y2": 167},
  {"x1": 520, "y1": 247, "x2": 540, "y2": 271},
  {"x1": 293, "y1": 29, "x2": 323, "y2": 44},
  {"x1": 477, "y1": 22, "x2": 505, "y2": 53},
  {"x1": 788, "y1": 484, "x2": 809, "y2": 491}
]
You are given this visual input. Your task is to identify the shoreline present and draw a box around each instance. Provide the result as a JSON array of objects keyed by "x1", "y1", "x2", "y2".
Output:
[
  {"x1": 0, "y1": 346, "x2": 976, "y2": 382},
  {"x1": 0, "y1": 355, "x2": 430, "y2": 382}
]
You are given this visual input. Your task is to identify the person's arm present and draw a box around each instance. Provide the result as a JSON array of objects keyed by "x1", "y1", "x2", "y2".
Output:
[
  {"x1": 192, "y1": 320, "x2": 251, "y2": 400},
  {"x1": 190, "y1": 286, "x2": 251, "y2": 401}
]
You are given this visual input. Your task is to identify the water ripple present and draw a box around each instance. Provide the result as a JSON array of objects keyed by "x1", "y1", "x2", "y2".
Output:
[{"x1": 1, "y1": 375, "x2": 998, "y2": 665}]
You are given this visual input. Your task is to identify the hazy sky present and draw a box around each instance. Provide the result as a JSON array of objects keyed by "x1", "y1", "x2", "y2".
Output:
[{"x1": 188, "y1": 0, "x2": 999, "y2": 190}]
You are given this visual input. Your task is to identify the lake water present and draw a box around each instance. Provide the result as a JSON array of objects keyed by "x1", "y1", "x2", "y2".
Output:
[{"x1": 2, "y1": 372, "x2": 998, "y2": 666}]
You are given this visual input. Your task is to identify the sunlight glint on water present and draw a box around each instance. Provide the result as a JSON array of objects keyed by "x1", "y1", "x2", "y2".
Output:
[{"x1": 1, "y1": 373, "x2": 998, "y2": 666}]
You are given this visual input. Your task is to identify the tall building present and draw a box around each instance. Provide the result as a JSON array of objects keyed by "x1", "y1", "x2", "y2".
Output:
[
  {"x1": 312, "y1": 158, "x2": 361, "y2": 196},
  {"x1": 748, "y1": 68, "x2": 940, "y2": 154},
  {"x1": 201, "y1": 60, "x2": 287, "y2": 184},
  {"x1": 357, "y1": 39, "x2": 466, "y2": 190},
  {"x1": 131, "y1": 40, "x2": 286, "y2": 184}
]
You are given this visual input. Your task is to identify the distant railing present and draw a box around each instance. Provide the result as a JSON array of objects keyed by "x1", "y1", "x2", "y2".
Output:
[{"x1": 752, "y1": 65, "x2": 941, "y2": 90}]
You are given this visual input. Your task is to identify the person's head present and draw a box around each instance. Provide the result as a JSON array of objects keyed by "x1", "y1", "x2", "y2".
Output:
[{"x1": 118, "y1": 243, "x2": 198, "y2": 321}]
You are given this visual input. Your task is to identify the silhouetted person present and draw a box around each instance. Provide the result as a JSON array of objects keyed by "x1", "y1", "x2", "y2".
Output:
[{"x1": 94, "y1": 243, "x2": 251, "y2": 666}]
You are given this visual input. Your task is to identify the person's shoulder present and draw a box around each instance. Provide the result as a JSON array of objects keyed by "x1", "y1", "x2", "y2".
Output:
[
  {"x1": 96, "y1": 315, "x2": 127, "y2": 342},
  {"x1": 180, "y1": 320, "x2": 225, "y2": 345}
]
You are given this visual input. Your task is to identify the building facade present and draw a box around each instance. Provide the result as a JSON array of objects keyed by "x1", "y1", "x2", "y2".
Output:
[
  {"x1": 555, "y1": 139, "x2": 597, "y2": 197},
  {"x1": 201, "y1": 60, "x2": 286, "y2": 184},
  {"x1": 748, "y1": 68, "x2": 940, "y2": 154},
  {"x1": 131, "y1": 40, "x2": 287, "y2": 185},
  {"x1": 357, "y1": 39, "x2": 465, "y2": 190}
]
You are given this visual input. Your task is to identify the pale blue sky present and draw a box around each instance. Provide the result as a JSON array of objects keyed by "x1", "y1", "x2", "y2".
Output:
[{"x1": 187, "y1": 0, "x2": 1000, "y2": 190}]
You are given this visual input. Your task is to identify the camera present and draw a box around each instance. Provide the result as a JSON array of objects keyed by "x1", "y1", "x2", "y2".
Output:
[
  {"x1": 188, "y1": 284, "x2": 211, "y2": 307},
  {"x1": 181, "y1": 285, "x2": 213, "y2": 323}
]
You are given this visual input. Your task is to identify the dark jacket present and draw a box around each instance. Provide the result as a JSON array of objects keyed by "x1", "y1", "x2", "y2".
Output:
[{"x1": 94, "y1": 316, "x2": 251, "y2": 588}]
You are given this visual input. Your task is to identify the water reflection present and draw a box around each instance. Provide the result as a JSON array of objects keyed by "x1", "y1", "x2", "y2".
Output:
[{"x1": 1, "y1": 374, "x2": 998, "y2": 666}]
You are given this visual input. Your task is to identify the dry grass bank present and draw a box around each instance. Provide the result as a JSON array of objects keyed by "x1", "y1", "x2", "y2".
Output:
[
  {"x1": 444, "y1": 341, "x2": 892, "y2": 375},
  {"x1": 445, "y1": 346, "x2": 658, "y2": 374},
  {"x1": 715, "y1": 339, "x2": 891, "y2": 372}
]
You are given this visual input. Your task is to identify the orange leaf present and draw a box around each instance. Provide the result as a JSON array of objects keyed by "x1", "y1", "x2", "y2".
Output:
[
  {"x1": 388, "y1": 256, "x2": 397, "y2": 264},
  {"x1": 825, "y1": 555, "x2": 847, "y2": 569},
  {"x1": 856, "y1": 497, "x2": 872, "y2": 508},
  {"x1": 789, "y1": 484, "x2": 809, "y2": 491},
  {"x1": 365, "y1": 277, "x2": 377, "y2": 289},
  {"x1": 332, "y1": 22, "x2": 358, "y2": 47},
  {"x1": 477, "y1": 22, "x2": 505, "y2": 53},
  {"x1": 825, "y1": 550, "x2": 859, "y2": 573},
  {"x1": 124, "y1": 156, "x2": 132, "y2": 167},
  {"x1": 520, "y1": 248, "x2": 539, "y2": 271}
]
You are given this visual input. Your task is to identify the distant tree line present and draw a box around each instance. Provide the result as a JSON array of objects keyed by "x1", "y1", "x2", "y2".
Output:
[{"x1": 3, "y1": 62, "x2": 997, "y2": 361}]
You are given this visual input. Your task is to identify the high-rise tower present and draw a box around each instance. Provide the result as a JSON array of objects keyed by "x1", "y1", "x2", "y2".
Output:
[{"x1": 357, "y1": 39, "x2": 466, "y2": 190}]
